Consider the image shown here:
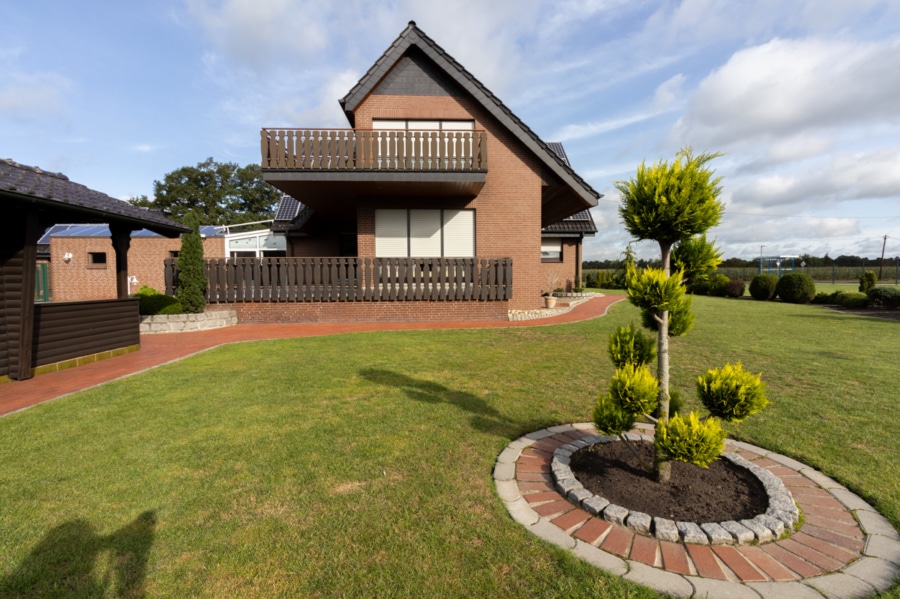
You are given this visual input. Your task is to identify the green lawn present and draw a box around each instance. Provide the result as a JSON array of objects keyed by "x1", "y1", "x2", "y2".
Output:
[{"x1": 0, "y1": 297, "x2": 898, "y2": 597}]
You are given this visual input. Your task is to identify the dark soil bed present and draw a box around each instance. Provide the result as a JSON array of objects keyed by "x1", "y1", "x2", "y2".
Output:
[{"x1": 569, "y1": 440, "x2": 769, "y2": 522}]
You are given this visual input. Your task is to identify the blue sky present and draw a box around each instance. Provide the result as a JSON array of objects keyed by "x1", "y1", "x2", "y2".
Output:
[{"x1": 3, "y1": 0, "x2": 899, "y2": 261}]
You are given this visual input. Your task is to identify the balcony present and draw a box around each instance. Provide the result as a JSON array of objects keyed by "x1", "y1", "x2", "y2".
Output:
[{"x1": 260, "y1": 129, "x2": 488, "y2": 206}]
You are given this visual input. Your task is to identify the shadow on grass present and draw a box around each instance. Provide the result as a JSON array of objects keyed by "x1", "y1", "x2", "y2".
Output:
[
  {"x1": 360, "y1": 368, "x2": 518, "y2": 436},
  {"x1": 0, "y1": 511, "x2": 156, "y2": 599}
]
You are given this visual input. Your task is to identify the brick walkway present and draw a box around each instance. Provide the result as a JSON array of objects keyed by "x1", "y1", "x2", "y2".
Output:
[
  {"x1": 495, "y1": 424, "x2": 900, "y2": 598},
  {"x1": 0, "y1": 294, "x2": 625, "y2": 417}
]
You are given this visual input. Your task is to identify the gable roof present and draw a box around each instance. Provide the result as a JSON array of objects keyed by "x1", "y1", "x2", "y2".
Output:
[
  {"x1": 0, "y1": 158, "x2": 188, "y2": 236},
  {"x1": 542, "y1": 209, "x2": 597, "y2": 236},
  {"x1": 340, "y1": 22, "x2": 601, "y2": 210}
]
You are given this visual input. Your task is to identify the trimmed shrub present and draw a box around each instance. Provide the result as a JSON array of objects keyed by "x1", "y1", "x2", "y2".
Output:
[
  {"x1": 608, "y1": 323, "x2": 656, "y2": 369},
  {"x1": 688, "y1": 278, "x2": 710, "y2": 295},
  {"x1": 722, "y1": 278, "x2": 746, "y2": 298},
  {"x1": 775, "y1": 273, "x2": 816, "y2": 304},
  {"x1": 708, "y1": 274, "x2": 730, "y2": 297},
  {"x1": 697, "y1": 362, "x2": 768, "y2": 423},
  {"x1": 859, "y1": 270, "x2": 878, "y2": 293},
  {"x1": 867, "y1": 287, "x2": 900, "y2": 309},
  {"x1": 593, "y1": 394, "x2": 637, "y2": 436},
  {"x1": 608, "y1": 364, "x2": 659, "y2": 416},
  {"x1": 177, "y1": 211, "x2": 207, "y2": 314},
  {"x1": 749, "y1": 274, "x2": 778, "y2": 301},
  {"x1": 812, "y1": 291, "x2": 839, "y2": 304},
  {"x1": 138, "y1": 293, "x2": 182, "y2": 315},
  {"x1": 654, "y1": 413, "x2": 726, "y2": 468},
  {"x1": 834, "y1": 291, "x2": 868, "y2": 309}
]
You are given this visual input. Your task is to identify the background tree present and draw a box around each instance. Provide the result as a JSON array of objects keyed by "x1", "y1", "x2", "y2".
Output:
[
  {"x1": 614, "y1": 146, "x2": 725, "y2": 482},
  {"x1": 129, "y1": 158, "x2": 282, "y2": 225},
  {"x1": 177, "y1": 211, "x2": 207, "y2": 314}
]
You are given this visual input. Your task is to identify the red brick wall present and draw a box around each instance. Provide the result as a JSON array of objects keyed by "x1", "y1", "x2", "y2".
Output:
[
  {"x1": 50, "y1": 236, "x2": 225, "y2": 301},
  {"x1": 540, "y1": 238, "x2": 581, "y2": 294},
  {"x1": 232, "y1": 300, "x2": 508, "y2": 324},
  {"x1": 353, "y1": 94, "x2": 546, "y2": 310}
]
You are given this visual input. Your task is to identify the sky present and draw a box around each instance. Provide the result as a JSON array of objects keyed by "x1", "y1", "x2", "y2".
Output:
[{"x1": 2, "y1": 0, "x2": 899, "y2": 262}]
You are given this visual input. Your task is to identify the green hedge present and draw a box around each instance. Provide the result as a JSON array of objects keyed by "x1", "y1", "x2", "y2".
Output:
[{"x1": 775, "y1": 273, "x2": 816, "y2": 304}]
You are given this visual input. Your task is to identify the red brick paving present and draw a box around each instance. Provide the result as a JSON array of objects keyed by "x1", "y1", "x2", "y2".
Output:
[
  {"x1": 600, "y1": 526, "x2": 634, "y2": 557},
  {"x1": 712, "y1": 546, "x2": 767, "y2": 582},
  {"x1": 572, "y1": 517, "x2": 612, "y2": 545},
  {"x1": 762, "y1": 544, "x2": 824, "y2": 578},
  {"x1": 628, "y1": 534, "x2": 659, "y2": 567},
  {"x1": 0, "y1": 295, "x2": 627, "y2": 417},
  {"x1": 686, "y1": 544, "x2": 728, "y2": 580},
  {"x1": 659, "y1": 541, "x2": 692, "y2": 575},
  {"x1": 777, "y1": 538, "x2": 844, "y2": 571},
  {"x1": 551, "y1": 508, "x2": 591, "y2": 534},
  {"x1": 736, "y1": 546, "x2": 799, "y2": 582}
]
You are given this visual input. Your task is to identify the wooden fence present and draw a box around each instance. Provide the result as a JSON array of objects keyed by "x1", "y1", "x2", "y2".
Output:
[
  {"x1": 164, "y1": 257, "x2": 512, "y2": 303},
  {"x1": 261, "y1": 128, "x2": 488, "y2": 172}
]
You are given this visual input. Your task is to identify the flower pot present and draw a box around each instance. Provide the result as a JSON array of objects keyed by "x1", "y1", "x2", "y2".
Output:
[{"x1": 544, "y1": 296, "x2": 557, "y2": 309}]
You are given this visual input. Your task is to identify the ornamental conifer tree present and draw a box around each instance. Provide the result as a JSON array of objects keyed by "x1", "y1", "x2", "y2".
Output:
[
  {"x1": 614, "y1": 146, "x2": 725, "y2": 482},
  {"x1": 177, "y1": 210, "x2": 207, "y2": 314}
]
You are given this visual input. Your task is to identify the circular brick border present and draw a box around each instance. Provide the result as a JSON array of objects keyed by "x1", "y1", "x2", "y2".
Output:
[
  {"x1": 494, "y1": 423, "x2": 900, "y2": 598},
  {"x1": 551, "y1": 431, "x2": 798, "y2": 545}
]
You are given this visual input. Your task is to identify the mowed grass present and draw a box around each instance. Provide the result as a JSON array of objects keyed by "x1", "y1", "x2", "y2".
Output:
[{"x1": 0, "y1": 297, "x2": 897, "y2": 597}]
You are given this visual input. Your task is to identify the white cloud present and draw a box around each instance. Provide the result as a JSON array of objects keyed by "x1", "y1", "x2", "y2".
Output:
[
  {"x1": 0, "y1": 71, "x2": 72, "y2": 120},
  {"x1": 676, "y1": 37, "x2": 900, "y2": 147}
]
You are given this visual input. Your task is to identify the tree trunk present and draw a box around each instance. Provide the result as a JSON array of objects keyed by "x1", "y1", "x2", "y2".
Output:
[{"x1": 655, "y1": 241, "x2": 673, "y2": 483}]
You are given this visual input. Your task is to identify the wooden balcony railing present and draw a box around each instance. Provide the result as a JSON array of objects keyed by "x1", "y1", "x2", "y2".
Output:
[
  {"x1": 164, "y1": 257, "x2": 511, "y2": 303},
  {"x1": 261, "y1": 129, "x2": 488, "y2": 171}
]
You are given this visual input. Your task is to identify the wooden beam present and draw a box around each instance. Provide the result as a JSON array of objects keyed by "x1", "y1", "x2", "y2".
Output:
[{"x1": 109, "y1": 224, "x2": 134, "y2": 299}]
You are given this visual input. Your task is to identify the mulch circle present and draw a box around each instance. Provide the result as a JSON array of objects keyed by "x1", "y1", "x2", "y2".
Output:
[{"x1": 569, "y1": 439, "x2": 769, "y2": 522}]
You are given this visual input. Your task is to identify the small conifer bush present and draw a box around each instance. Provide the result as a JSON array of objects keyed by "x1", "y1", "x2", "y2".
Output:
[
  {"x1": 835, "y1": 291, "x2": 869, "y2": 309},
  {"x1": 859, "y1": 270, "x2": 878, "y2": 293},
  {"x1": 654, "y1": 413, "x2": 726, "y2": 468},
  {"x1": 608, "y1": 323, "x2": 656, "y2": 369},
  {"x1": 749, "y1": 274, "x2": 778, "y2": 301},
  {"x1": 593, "y1": 394, "x2": 637, "y2": 436},
  {"x1": 641, "y1": 294, "x2": 695, "y2": 337},
  {"x1": 608, "y1": 364, "x2": 659, "y2": 415},
  {"x1": 697, "y1": 362, "x2": 768, "y2": 422},
  {"x1": 708, "y1": 273, "x2": 730, "y2": 297},
  {"x1": 775, "y1": 273, "x2": 816, "y2": 304}
]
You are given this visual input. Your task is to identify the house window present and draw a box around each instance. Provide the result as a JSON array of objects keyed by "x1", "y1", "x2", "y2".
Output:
[
  {"x1": 373, "y1": 120, "x2": 475, "y2": 169},
  {"x1": 375, "y1": 209, "x2": 475, "y2": 257},
  {"x1": 87, "y1": 252, "x2": 107, "y2": 268},
  {"x1": 541, "y1": 238, "x2": 562, "y2": 262}
]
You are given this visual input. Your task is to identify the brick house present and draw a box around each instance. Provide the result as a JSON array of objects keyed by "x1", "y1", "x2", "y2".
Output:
[
  {"x1": 44, "y1": 225, "x2": 226, "y2": 301},
  {"x1": 250, "y1": 21, "x2": 600, "y2": 322}
]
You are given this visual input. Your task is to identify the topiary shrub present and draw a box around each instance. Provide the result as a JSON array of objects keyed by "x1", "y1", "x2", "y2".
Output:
[
  {"x1": 593, "y1": 394, "x2": 637, "y2": 436},
  {"x1": 775, "y1": 273, "x2": 816, "y2": 304},
  {"x1": 722, "y1": 278, "x2": 746, "y2": 298},
  {"x1": 749, "y1": 274, "x2": 778, "y2": 301},
  {"x1": 608, "y1": 323, "x2": 656, "y2": 369},
  {"x1": 834, "y1": 291, "x2": 868, "y2": 309},
  {"x1": 697, "y1": 362, "x2": 768, "y2": 422},
  {"x1": 654, "y1": 413, "x2": 726, "y2": 469},
  {"x1": 608, "y1": 363, "x2": 659, "y2": 416},
  {"x1": 708, "y1": 273, "x2": 730, "y2": 297},
  {"x1": 138, "y1": 293, "x2": 183, "y2": 315},
  {"x1": 177, "y1": 211, "x2": 207, "y2": 314},
  {"x1": 812, "y1": 291, "x2": 839, "y2": 304},
  {"x1": 859, "y1": 270, "x2": 878, "y2": 293},
  {"x1": 867, "y1": 287, "x2": 900, "y2": 309}
]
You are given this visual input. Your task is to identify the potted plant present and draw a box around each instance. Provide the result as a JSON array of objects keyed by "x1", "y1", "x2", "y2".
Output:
[{"x1": 544, "y1": 271, "x2": 560, "y2": 308}]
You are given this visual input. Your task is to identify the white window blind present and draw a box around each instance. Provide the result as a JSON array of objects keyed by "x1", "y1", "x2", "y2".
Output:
[
  {"x1": 375, "y1": 209, "x2": 408, "y2": 257},
  {"x1": 442, "y1": 210, "x2": 475, "y2": 257},
  {"x1": 409, "y1": 210, "x2": 442, "y2": 256},
  {"x1": 541, "y1": 238, "x2": 562, "y2": 261}
]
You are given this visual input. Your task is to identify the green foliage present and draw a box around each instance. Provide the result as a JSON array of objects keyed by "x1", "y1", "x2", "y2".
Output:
[
  {"x1": 608, "y1": 364, "x2": 659, "y2": 415},
  {"x1": 129, "y1": 157, "x2": 282, "y2": 225},
  {"x1": 654, "y1": 412, "x2": 726, "y2": 468},
  {"x1": 673, "y1": 233, "x2": 723, "y2": 292},
  {"x1": 707, "y1": 274, "x2": 730, "y2": 297},
  {"x1": 616, "y1": 147, "x2": 725, "y2": 249},
  {"x1": 697, "y1": 362, "x2": 769, "y2": 423},
  {"x1": 137, "y1": 293, "x2": 182, "y2": 316},
  {"x1": 654, "y1": 389, "x2": 683, "y2": 419},
  {"x1": 133, "y1": 285, "x2": 160, "y2": 297},
  {"x1": 640, "y1": 294, "x2": 695, "y2": 337},
  {"x1": 749, "y1": 274, "x2": 778, "y2": 301},
  {"x1": 626, "y1": 265, "x2": 686, "y2": 313},
  {"x1": 593, "y1": 394, "x2": 637, "y2": 436},
  {"x1": 608, "y1": 323, "x2": 656, "y2": 369},
  {"x1": 177, "y1": 211, "x2": 207, "y2": 314},
  {"x1": 867, "y1": 286, "x2": 900, "y2": 309},
  {"x1": 811, "y1": 291, "x2": 837, "y2": 305},
  {"x1": 722, "y1": 278, "x2": 746, "y2": 298},
  {"x1": 835, "y1": 291, "x2": 869, "y2": 309},
  {"x1": 775, "y1": 273, "x2": 816, "y2": 304},
  {"x1": 859, "y1": 270, "x2": 878, "y2": 293}
]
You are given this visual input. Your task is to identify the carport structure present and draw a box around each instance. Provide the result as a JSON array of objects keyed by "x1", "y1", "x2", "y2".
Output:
[{"x1": 1, "y1": 159, "x2": 187, "y2": 382}]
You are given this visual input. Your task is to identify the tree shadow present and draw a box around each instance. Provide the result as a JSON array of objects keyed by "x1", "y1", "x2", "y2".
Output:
[
  {"x1": 0, "y1": 510, "x2": 156, "y2": 599},
  {"x1": 360, "y1": 368, "x2": 517, "y2": 436}
]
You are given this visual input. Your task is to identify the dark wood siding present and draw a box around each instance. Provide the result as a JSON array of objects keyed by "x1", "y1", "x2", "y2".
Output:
[
  {"x1": 1, "y1": 243, "x2": 25, "y2": 379},
  {"x1": 31, "y1": 299, "x2": 139, "y2": 367}
]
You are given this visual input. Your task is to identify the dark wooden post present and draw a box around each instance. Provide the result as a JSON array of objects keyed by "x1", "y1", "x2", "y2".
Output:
[
  {"x1": 1, "y1": 207, "x2": 41, "y2": 380},
  {"x1": 109, "y1": 224, "x2": 134, "y2": 299}
]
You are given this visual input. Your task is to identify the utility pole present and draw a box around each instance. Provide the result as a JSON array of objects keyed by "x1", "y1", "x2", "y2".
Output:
[
  {"x1": 759, "y1": 245, "x2": 765, "y2": 273},
  {"x1": 879, "y1": 235, "x2": 888, "y2": 280}
]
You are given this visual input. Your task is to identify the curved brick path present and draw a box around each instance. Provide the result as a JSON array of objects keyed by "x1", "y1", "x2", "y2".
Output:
[
  {"x1": 1, "y1": 295, "x2": 625, "y2": 417},
  {"x1": 494, "y1": 423, "x2": 900, "y2": 598}
]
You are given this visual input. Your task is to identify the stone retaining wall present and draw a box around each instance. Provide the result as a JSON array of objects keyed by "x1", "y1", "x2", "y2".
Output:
[{"x1": 140, "y1": 310, "x2": 238, "y2": 334}]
